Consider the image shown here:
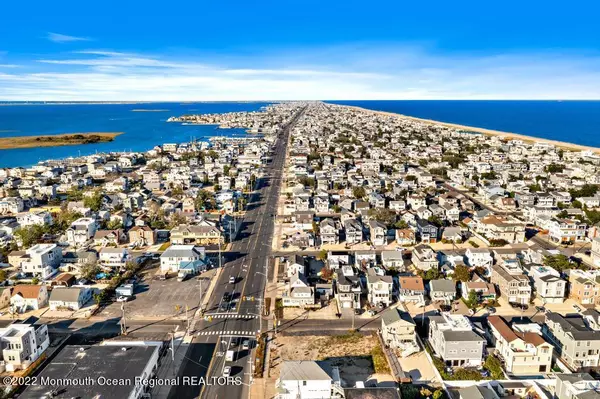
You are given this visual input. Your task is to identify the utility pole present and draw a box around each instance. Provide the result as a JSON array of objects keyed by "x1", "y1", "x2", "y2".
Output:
[{"x1": 120, "y1": 303, "x2": 127, "y2": 335}]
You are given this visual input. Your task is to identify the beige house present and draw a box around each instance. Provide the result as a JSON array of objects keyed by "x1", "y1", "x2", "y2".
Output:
[
  {"x1": 491, "y1": 260, "x2": 531, "y2": 305},
  {"x1": 488, "y1": 316, "x2": 552, "y2": 374},
  {"x1": 380, "y1": 308, "x2": 419, "y2": 357},
  {"x1": 128, "y1": 225, "x2": 156, "y2": 246},
  {"x1": 170, "y1": 224, "x2": 223, "y2": 245},
  {"x1": 10, "y1": 285, "x2": 48, "y2": 312}
]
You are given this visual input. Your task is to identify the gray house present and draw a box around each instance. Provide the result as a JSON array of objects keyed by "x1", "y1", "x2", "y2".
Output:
[
  {"x1": 543, "y1": 312, "x2": 600, "y2": 371},
  {"x1": 343, "y1": 219, "x2": 364, "y2": 245},
  {"x1": 429, "y1": 313, "x2": 485, "y2": 367},
  {"x1": 428, "y1": 279, "x2": 456, "y2": 302},
  {"x1": 49, "y1": 287, "x2": 92, "y2": 311}
]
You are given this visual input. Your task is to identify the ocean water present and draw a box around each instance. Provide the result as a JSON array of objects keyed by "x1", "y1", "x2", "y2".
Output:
[
  {"x1": 328, "y1": 100, "x2": 600, "y2": 148},
  {"x1": 0, "y1": 102, "x2": 270, "y2": 168}
]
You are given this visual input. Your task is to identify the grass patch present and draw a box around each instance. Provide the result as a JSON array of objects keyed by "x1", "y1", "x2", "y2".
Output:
[
  {"x1": 371, "y1": 340, "x2": 390, "y2": 374},
  {"x1": 324, "y1": 330, "x2": 363, "y2": 346},
  {"x1": 158, "y1": 241, "x2": 171, "y2": 251}
]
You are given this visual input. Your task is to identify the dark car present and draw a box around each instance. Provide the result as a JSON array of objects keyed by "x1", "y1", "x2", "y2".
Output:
[
  {"x1": 223, "y1": 292, "x2": 231, "y2": 301},
  {"x1": 354, "y1": 308, "x2": 363, "y2": 315}
]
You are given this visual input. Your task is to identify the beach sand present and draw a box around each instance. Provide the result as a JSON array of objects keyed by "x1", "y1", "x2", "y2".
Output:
[{"x1": 344, "y1": 105, "x2": 600, "y2": 154}]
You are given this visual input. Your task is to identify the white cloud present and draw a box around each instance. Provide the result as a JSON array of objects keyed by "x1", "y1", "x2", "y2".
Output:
[
  {"x1": 47, "y1": 32, "x2": 91, "y2": 43},
  {"x1": 1, "y1": 46, "x2": 600, "y2": 100}
]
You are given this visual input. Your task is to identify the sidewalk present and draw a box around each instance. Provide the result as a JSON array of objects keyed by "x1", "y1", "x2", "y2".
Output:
[
  {"x1": 190, "y1": 267, "x2": 222, "y2": 332},
  {"x1": 151, "y1": 330, "x2": 188, "y2": 398}
]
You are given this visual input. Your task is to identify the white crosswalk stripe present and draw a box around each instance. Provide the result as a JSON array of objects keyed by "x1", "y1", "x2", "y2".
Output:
[
  {"x1": 198, "y1": 330, "x2": 256, "y2": 337},
  {"x1": 209, "y1": 313, "x2": 256, "y2": 319}
]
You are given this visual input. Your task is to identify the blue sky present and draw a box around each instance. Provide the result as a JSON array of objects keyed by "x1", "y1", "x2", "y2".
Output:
[{"x1": 1, "y1": 0, "x2": 599, "y2": 100}]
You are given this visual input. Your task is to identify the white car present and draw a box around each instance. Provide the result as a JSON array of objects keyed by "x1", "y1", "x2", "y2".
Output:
[
  {"x1": 116, "y1": 296, "x2": 130, "y2": 302},
  {"x1": 242, "y1": 340, "x2": 250, "y2": 350},
  {"x1": 222, "y1": 366, "x2": 231, "y2": 377}
]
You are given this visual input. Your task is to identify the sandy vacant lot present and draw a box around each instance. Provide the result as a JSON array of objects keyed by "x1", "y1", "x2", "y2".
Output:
[{"x1": 269, "y1": 334, "x2": 395, "y2": 387}]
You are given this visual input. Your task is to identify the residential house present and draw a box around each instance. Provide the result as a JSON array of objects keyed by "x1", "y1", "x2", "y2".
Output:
[
  {"x1": 548, "y1": 218, "x2": 587, "y2": 244},
  {"x1": 368, "y1": 220, "x2": 387, "y2": 246},
  {"x1": 543, "y1": 312, "x2": 600, "y2": 371},
  {"x1": 49, "y1": 287, "x2": 92, "y2": 311},
  {"x1": 0, "y1": 318, "x2": 50, "y2": 372},
  {"x1": 529, "y1": 265, "x2": 566, "y2": 304},
  {"x1": 416, "y1": 219, "x2": 438, "y2": 243},
  {"x1": 568, "y1": 269, "x2": 600, "y2": 307},
  {"x1": 465, "y1": 248, "x2": 494, "y2": 277},
  {"x1": 395, "y1": 229, "x2": 416, "y2": 246},
  {"x1": 381, "y1": 250, "x2": 405, "y2": 270},
  {"x1": 282, "y1": 273, "x2": 315, "y2": 307},
  {"x1": 99, "y1": 247, "x2": 131, "y2": 269},
  {"x1": 170, "y1": 223, "x2": 223, "y2": 245},
  {"x1": 429, "y1": 313, "x2": 485, "y2": 367},
  {"x1": 287, "y1": 255, "x2": 306, "y2": 278},
  {"x1": 398, "y1": 276, "x2": 425, "y2": 305},
  {"x1": 411, "y1": 245, "x2": 438, "y2": 271},
  {"x1": 429, "y1": 279, "x2": 456, "y2": 303},
  {"x1": 491, "y1": 260, "x2": 531, "y2": 305},
  {"x1": 343, "y1": 219, "x2": 363, "y2": 245},
  {"x1": 276, "y1": 360, "x2": 340, "y2": 399},
  {"x1": 488, "y1": 316, "x2": 553, "y2": 374},
  {"x1": 160, "y1": 245, "x2": 207, "y2": 274},
  {"x1": 555, "y1": 373, "x2": 600, "y2": 399},
  {"x1": 380, "y1": 308, "x2": 419, "y2": 357},
  {"x1": 20, "y1": 243, "x2": 62, "y2": 279},
  {"x1": 462, "y1": 279, "x2": 497, "y2": 302},
  {"x1": 93, "y1": 229, "x2": 125, "y2": 247},
  {"x1": 10, "y1": 285, "x2": 48, "y2": 312},
  {"x1": 335, "y1": 267, "x2": 362, "y2": 309},
  {"x1": 366, "y1": 268, "x2": 393, "y2": 306},
  {"x1": 319, "y1": 218, "x2": 339, "y2": 246},
  {"x1": 128, "y1": 225, "x2": 156, "y2": 246},
  {"x1": 66, "y1": 217, "x2": 97, "y2": 247}
]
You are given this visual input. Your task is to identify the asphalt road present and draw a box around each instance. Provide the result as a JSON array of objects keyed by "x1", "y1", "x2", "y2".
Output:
[{"x1": 170, "y1": 106, "x2": 306, "y2": 399}]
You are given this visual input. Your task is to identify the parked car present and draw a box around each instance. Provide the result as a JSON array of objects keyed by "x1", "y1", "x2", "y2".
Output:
[
  {"x1": 354, "y1": 308, "x2": 363, "y2": 315},
  {"x1": 573, "y1": 304, "x2": 582, "y2": 312},
  {"x1": 222, "y1": 366, "x2": 231, "y2": 377},
  {"x1": 116, "y1": 295, "x2": 131, "y2": 302},
  {"x1": 229, "y1": 276, "x2": 236, "y2": 284},
  {"x1": 368, "y1": 309, "x2": 377, "y2": 316},
  {"x1": 242, "y1": 340, "x2": 250, "y2": 351}
]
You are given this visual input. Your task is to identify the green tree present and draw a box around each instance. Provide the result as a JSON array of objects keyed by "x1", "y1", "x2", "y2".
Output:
[
  {"x1": 394, "y1": 220, "x2": 408, "y2": 229},
  {"x1": 466, "y1": 289, "x2": 479, "y2": 309},
  {"x1": 80, "y1": 262, "x2": 101, "y2": 280},
  {"x1": 484, "y1": 355, "x2": 504, "y2": 380},
  {"x1": 83, "y1": 190, "x2": 104, "y2": 211},
  {"x1": 106, "y1": 219, "x2": 123, "y2": 230},
  {"x1": 368, "y1": 208, "x2": 397, "y2": 228},
  {"x1": 32, "y1": 277, "x2": 40, "y2": 285},
  {"x1": 453, "y1": 264, "x2": 472, "y2": 282},
  {"x1": 352, "y1": 186, "x2": 366, "y2": 199},
  {"x1": 0, "y1": 269, "x2": 7, "y2": 282},
  {"x1": 433, "y1": 389, "x2": 446, "y2": 399},
  {"x1": 544, "y1": 254, "x2": 584, "y2": 272},
  {"x1": 195, "y1": 189, "x2": 216, "y2": 211},
  {"x1": 14, "y1": 225, "x2": 46, "y2": 248}
]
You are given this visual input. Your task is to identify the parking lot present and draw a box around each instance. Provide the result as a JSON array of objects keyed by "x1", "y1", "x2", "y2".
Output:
[{"x1": 99, "y1": 266, "x2": 210, "y2": 320}]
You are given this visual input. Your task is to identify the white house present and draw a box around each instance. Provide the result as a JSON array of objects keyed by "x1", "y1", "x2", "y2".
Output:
[
  {"x1": 529, "y1": 265, "x2": 566, "y2": 304},
  {"x1": 66, "y1": 217, "x2": 97, "y2": 247},
  {"x1": 21, "y1": 243, "x2": 62, "y2": 279},
  {"x1": 0, "y1": 318, "x2": 50, "y2": 372},
  {"x1": 10, "y1": 285, "x2": 49, "y2": 312},
  {"x1": 99, "y1": 247, "x2": 131, "y2": 269},
  {"x1": 160, "y1": 245, "x2": 206, "y2": 274},
  {"x1": 49, "y1": 287, "x2": 92, "y2": 311},
  {"x1": 465, "y1": 248, "x2": 494, "y2": 277},
  {"x1": 276, "y1": 360, "x2": 341, "y2": 399}
]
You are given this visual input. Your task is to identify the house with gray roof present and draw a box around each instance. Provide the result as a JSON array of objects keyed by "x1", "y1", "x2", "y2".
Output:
[
  {"x1": 380, "y1": 308, "x2": 419, "y2": 357},
  {"x1": 49, "y1": 287, "x2": 92, "y2": 311},
  {"x1": 428, "y1": 279, "x2": 456, "y2": 302},
  {"x1": 543, "y1": 312, "x2": 600, "y2": 371},
  {"x1": 276, "y1": 360, "x2": 342, "y2": 399},
  {"x1": 428, "y1": 313, "x2": 485, "y2": 367}
]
